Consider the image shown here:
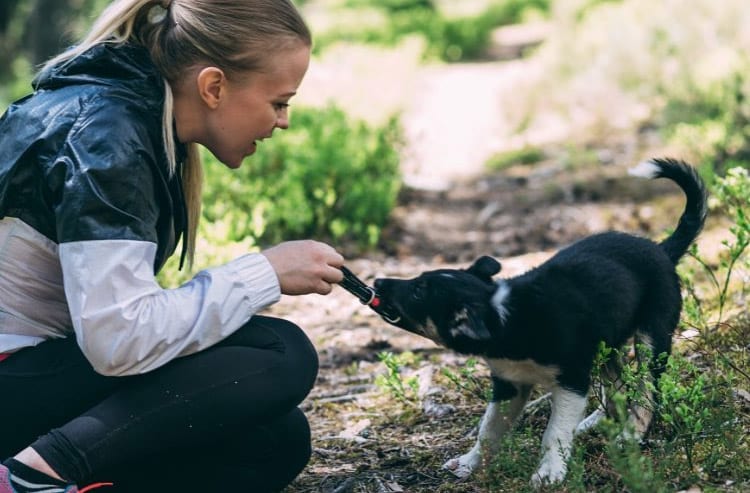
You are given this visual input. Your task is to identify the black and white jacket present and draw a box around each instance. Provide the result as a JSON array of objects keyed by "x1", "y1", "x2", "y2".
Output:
[{"x1": 0, "y1": 43, "x2": 280, "y2": 375}]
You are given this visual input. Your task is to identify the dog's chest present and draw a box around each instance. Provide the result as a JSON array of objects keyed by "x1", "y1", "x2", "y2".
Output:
[{"x1": 485, "y1": 357, "x2": 560, "y2": 387}]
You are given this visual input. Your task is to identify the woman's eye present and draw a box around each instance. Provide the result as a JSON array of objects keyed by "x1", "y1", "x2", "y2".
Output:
[{"x1": 273, "y1": 102, "x2": 290, "y2": 111}]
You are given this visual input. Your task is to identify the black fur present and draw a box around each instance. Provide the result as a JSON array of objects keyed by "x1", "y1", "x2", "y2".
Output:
[
  {"x1": 375, "y1": 159, "x2": 706, "y2": 394},
  {"x1": 373, "y1": 159, "x2": 707, "y2": 483}
]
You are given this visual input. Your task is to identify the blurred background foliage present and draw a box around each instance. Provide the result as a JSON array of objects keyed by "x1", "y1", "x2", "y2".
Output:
[
  {"x1": 311, "y1": 0, "x2": 550, "y2": 61},
  {"x1": 1, "y1": 0, "x2": 749, "y2": 285}
]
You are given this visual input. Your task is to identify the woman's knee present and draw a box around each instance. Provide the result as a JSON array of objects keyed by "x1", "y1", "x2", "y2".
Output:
[
  {"x1": 224, "y1": 316, "x2": 319, "y2": 405},
  {"x1": 252, "y1": 316, "x2": 319, "y2": 394},
  {"x1": 281, "y1": 319, "x2": 318, "y2": 378}
]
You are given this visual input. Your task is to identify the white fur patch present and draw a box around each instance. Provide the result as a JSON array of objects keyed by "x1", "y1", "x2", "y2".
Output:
[
  {"x1": 491, "y1": 281, "x2": 511, "y2": 323},
  {"x1": 533, "y1": 387, "x2": 588, "y2": 486},
  {"x1": 486, "y1": 358, "x2": 560, "y2": 387},
  {"x1": 628, "y1": 160, "x2": 660, "y2": 179},
  {"x1": 444, "y1": 387, "x2": 532, "y2": 478},
  {"x1": 478, "y1": 401, "x2": 505, "y2": 435},
  {"x1": 448, "y1": 308, "x2": 472, "y2": 339},
  {"x1": 443, "y1": 402, "x2": 502, "y2": 477}
]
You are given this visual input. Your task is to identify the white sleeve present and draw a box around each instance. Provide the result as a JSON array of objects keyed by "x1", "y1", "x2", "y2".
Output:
[{"x1": 59, "y1": 240, "x2": 281, "y2": 376}]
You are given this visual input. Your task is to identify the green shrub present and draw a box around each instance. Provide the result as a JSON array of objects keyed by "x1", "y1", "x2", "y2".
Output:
[
  {"x1": 663, "y1": 63, "x2": 750, "y2": 177},
  {"x1": 201, "y1": 104, "x2": 403, "y2": 250},
  {"x1": 680, "y1": 167, "x2": 750, "y2": 327},
  {"x1": 375, "y1": 351, "x2": 421, "y2": 405}
]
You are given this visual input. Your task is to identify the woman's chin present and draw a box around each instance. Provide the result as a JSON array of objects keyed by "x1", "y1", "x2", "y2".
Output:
[
  {"x1": 220, "y1": 151, "x2": 251, "y2": 169},
  {"x1": 226, "y1": 159, "x2": 244, "y2": 169}
]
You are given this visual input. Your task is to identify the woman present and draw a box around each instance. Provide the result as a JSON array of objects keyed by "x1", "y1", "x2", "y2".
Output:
[{"x1": 0, "y1": 0, "x2": 344, "y2": 491}]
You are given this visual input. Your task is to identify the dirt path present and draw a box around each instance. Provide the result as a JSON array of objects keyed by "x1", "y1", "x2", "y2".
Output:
[{"x1": 299, "y1": 25, "x2": 552, "y2": 189}]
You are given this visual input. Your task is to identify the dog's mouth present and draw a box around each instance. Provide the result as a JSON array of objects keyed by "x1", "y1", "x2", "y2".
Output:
[
  {"x1": 371, "y1": 296, "x2": 403, "y2": 325},
  {"x1": 371, "y1": 288, "x2": 428, "y2": 337},
  {"x1": 338, "y1": 267, "x2": 404, "y2": 325}
]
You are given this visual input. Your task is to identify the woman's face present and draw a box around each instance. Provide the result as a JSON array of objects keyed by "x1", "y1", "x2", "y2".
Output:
[{"x1": 184, "y1": 43, "x2": 311, "y2": 169}]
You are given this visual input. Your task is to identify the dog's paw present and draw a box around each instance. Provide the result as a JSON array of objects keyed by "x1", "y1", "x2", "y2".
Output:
[
  {"x1": 442, "y1": 453, "x2": 480, "y2": 479},
  {"x1": 530, "y1": 458, "x2": 566, "y2": 488}
]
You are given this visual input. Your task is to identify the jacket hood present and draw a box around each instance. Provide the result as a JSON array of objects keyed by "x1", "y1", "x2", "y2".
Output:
[
  {"x1": 33, "y1": 42, "x2": 165, "y2": 111},
  {"x1": 2, "y1": 41, "x2": 188, "y2": 271}
]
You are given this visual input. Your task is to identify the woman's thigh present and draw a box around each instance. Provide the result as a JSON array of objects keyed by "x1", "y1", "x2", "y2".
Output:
[
  {"x1": 0, "y1": 336, "x2": 121, "y2": 457},
  {"x1": 31, "y1": 316, "x2": 319, "y2": 481}
]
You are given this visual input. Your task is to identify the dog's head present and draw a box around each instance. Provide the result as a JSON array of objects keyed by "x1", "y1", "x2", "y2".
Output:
[{"x1": 374, "y1": 256, "x2": 503, "y2": 354}]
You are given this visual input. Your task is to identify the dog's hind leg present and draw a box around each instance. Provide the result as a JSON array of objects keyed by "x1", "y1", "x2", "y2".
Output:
[
  {"x1": 621, "y1": 328, "x2": 672, "y2": 441},
  {"x1": 443, "y1": 378, "x2": 532, "y2": 478},
  {"x1": 602, "y1": 348, "x2": 626, "y2": 419},
  {"x1": 532, "y1": 387, "x2": 588, "y2": 487},
  {"x1": 575, "y1": 351, "x2": 623, "y2": 435}
]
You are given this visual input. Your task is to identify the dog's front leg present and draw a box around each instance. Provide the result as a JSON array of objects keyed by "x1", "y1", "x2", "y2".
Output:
[
  {"x1": 532, "y1": 386, "x2": 588, "y2": 487},
  {"x1": 444, "y1": 378, "x2": 532, "y2": 478}
]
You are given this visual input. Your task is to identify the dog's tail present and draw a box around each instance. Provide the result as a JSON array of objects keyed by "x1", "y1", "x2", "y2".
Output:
[{"x1": 628, "y1": 158, "x2": 708, "y2": 264}]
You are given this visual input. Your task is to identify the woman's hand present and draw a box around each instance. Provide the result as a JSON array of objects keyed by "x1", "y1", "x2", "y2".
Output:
[{"x1": 261, "y1": 240, "x2": 345, "y2": 295}]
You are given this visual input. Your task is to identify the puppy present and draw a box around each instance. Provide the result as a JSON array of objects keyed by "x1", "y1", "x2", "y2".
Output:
[{"x1": 374, "y1": 158, "x2": 707, "y2": 486}]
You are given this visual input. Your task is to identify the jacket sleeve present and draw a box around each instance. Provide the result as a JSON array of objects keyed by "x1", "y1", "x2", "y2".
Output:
[
  {"x1": 55, "y1": 97, "x2": 280, "y2": 376},
  {"x1": 59, "y1": 241, "x2": 280, "y2": 376}
]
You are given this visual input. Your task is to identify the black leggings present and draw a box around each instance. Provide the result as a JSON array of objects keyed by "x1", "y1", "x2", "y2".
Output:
[{"x1": 0, "y1": 315, "x2": 319, "y2": 493}]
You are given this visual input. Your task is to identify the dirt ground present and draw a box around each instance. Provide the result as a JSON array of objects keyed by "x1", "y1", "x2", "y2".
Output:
[{"x1": 268, "y1": 23, "x2": 729, "y2": 493}]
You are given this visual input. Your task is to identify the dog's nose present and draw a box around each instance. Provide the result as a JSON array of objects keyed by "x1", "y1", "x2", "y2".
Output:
[{"x1": 373, "y1": 279, "x2": 383, "y2": 289}]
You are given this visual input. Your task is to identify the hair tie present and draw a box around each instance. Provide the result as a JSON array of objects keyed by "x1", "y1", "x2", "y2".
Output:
[{"x1": 147, "y1": 4, "x2": 168, "y2": 24}]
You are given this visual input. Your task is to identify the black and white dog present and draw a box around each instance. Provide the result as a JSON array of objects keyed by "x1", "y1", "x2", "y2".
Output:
[{"x1": 373, "y1": 158, "x2": 707, "y2": 486}]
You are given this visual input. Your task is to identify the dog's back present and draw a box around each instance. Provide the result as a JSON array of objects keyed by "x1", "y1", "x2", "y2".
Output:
[
  {"x1": 503, "y1": 231, "x2": 679, "y2": 364},
  {"x1": 500, "y1": 158, "x2": 707, "y2": 368}
]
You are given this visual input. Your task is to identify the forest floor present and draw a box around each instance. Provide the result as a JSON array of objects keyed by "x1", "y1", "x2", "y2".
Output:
[{"x1": 271, "y1": 22, "x2": 739, "y2": 493}]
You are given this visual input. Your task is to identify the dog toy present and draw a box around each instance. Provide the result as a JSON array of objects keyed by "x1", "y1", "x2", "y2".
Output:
[{"x1": 338, "y1": 266, "x2": 401, "y2": 324}]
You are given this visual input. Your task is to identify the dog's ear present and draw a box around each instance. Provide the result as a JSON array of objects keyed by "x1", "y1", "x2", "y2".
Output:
[
  {"x1": 450, "y1": 305, "x2": 493, "y2": 341},
  {"x1": 466, "y1": 256, "x2": 502, "y2": 282}
]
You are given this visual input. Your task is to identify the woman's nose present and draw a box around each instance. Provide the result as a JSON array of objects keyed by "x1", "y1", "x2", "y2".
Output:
[{"x1": 276, "y1": 109, "x2": 289, "y2": 129}]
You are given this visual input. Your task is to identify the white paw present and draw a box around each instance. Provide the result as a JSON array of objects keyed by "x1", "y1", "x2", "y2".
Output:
[
  {"x1": 443, "y1": 452, "x2": 480, "y2": 479},
  {"x1": 531, "y1": 457, "x2": 566, "y2": 487}
]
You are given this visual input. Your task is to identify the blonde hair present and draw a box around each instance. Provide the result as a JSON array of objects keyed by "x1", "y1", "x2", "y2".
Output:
[{"x1": 41, "y1": 0, "x2": 312, "y2": 267}]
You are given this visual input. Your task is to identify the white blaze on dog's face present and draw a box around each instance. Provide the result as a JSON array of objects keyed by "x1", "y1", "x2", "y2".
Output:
[{"x1": 374, "y1": 256, "x2": 504, "y2": 354}]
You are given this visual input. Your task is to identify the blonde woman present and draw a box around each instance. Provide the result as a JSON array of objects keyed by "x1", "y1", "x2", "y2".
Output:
[{"x1": 0, "y1": 1, "x2": 344, "y2": 491}]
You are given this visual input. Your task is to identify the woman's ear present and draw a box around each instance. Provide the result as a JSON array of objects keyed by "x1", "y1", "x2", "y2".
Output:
[{"x1": 196, "y1": 67, "x2": 226, "y2": 109}]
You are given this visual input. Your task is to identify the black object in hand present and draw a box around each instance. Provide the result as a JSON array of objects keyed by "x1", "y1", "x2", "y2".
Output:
[{"x1": 338, "y1": 266, "x2": 401, "y2": 324}]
